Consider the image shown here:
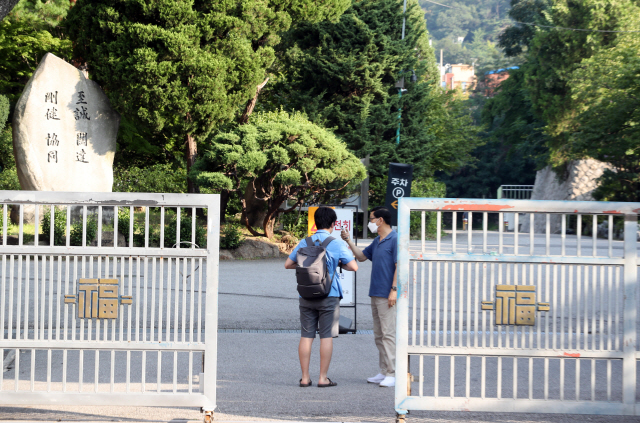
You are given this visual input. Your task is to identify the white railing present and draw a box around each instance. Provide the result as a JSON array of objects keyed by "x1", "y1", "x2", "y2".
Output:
[
  {"x1": 395, "y1": 198, "x2": 639, "y2": 421},
  {"x1": 0, "y1": 191, "x2": 219, "y2": 422}
]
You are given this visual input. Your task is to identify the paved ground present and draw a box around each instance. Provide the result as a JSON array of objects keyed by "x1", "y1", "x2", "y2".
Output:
[{"x1": 2, "y1": 234, "x2": 640, "y2": 422}]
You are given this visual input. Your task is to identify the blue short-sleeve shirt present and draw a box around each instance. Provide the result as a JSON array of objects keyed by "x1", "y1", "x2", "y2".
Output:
[
  {"x1": 363, "y1": 230, "x2": 398, "y2": 298},
  {"x1": 288, "y1": 230, "x2": 355, "y2": 298}
]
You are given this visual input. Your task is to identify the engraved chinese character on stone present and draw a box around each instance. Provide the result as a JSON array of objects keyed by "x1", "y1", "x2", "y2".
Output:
[
  {"x1": 46, "y1": 133, "x2": 59, "y2": 146},
  {"x1": 76, "y1": 132, "x2": 88, "y2": 146},
  {"x1": 76, "y1": 91, "x2": 87, "y2": 104},
  {"x1": 45, "y1": 107, "x2": 60, "y2": 120},
  {"x1": 47, "y1": 150, "x2": 58, "y2": 163},
  {"x1": 44, "y1": 91, "x2": 58, "y2": 104},
  {"x1": 76, "y1": 148, "x2": 88, "y2": 163},
  {"x1": 74, "y1": 106, "x2": 90, "y2": 120}
]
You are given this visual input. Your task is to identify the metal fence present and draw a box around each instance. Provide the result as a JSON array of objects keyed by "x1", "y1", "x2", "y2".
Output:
[
  {"x1": 395, "y1": 198, "x2": 639, "y2": 420},
  {"x1": 497, "y1": 185, "x2": 534, "y2": 200},
  {"x1": 0, "y1": 191, "x2": 219, "y2": 421}
]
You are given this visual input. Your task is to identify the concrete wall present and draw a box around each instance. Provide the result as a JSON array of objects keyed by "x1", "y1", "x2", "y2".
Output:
[{"x1": 520, "y1": 160, "x2": 612, "y2": 234}]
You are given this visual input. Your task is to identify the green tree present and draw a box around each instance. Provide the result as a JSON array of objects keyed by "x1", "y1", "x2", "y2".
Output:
[
  {"x1": 568, "y1": 19, "x2": 640, "y2": 201},
  {"x1": 0, "y1": 94, "x2": 19, "y2": 190},
  {"x1": 269, "y1": 0, "x2": 481, "y2": 205},
  {"x1": 65, "y1": 0, "x2": 350, "y2": 193},
  {"x1": 522, "y1": 0, "x2": 635, "y2": 165},
  {"x1": 0, "y1": 0, "x2": 72, "y2": 103},
  {"x1": 422, "y1": 0, "x2": 517, "y2": 69},
  {"x1": 192, "y1": 110, "x2": 367, "y2": 238}
]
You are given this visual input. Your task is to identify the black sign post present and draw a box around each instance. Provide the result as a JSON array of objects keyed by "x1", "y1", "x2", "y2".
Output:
[{"x1": 384, "y1": 163, "x2": 413, "y2": 227}]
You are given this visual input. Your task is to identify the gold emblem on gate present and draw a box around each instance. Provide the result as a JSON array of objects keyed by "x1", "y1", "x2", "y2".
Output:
[
  {"x1": 481, "y1": 285, "x2": 549, "y2": 325},
  {"x1": 64, "y1": 279, "x2": 133, "y2": 319}
]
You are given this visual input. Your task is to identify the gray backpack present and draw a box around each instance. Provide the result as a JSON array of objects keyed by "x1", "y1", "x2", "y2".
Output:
[{"x1": 295, "y1": 236, "x2": 337, "y2": 300}]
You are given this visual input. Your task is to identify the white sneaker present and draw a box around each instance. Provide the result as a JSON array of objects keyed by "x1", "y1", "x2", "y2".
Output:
[
  {"x1": 379, "y1": 376, "x2": 395, "y2": 387},
  {"x1": 367, "y1": 373, "x2": 386, "y2": 384}
]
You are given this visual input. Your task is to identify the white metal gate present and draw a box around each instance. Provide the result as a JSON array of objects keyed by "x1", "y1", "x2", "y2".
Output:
[
  {"x1": 395, "y1": 198, "x2": 640, "y2": 418},
  {"x1": 0, "y1": 191, "x2": 219, "y2": 418}
]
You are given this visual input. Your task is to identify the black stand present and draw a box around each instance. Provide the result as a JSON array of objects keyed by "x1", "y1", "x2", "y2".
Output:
[{"x1": 325, "y1": 203, "x2": 359, "y2": 334}]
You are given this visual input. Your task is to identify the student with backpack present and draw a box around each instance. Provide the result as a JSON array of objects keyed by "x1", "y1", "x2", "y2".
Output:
[{"x1": 285, "y1": 206, "x2": 358, "y2": 388}]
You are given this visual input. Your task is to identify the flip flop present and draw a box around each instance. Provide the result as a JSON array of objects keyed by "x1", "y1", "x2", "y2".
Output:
[
  {"x1": 317, "y1": 378, "x2": 337, "y2": 387},
  {"x1": 299, "y1": 379, "x2": 312, "y2": 387}
]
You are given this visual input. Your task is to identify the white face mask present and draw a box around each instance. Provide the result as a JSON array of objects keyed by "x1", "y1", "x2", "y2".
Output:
[{"x1": 368, "y1": 221, "x2": 379, "y2": 234}]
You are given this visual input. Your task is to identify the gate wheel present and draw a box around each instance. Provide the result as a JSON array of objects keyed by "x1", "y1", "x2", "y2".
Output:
[{"x1": 396, "y1": 413, "x2": 406, "y2": 423}]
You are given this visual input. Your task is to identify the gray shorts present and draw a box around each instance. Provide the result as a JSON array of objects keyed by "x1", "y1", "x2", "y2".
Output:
[{"x1": 299, "y1": 297, "x2": 340, "y2": 339}]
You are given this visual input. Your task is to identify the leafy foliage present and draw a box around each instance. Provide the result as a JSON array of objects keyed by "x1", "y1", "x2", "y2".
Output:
[
  {"x1": 65, "y1": 0, "x2": 351, "y2": 191},
  {"x1": 42, "y1": 208, "x2": 98, "y2": 246},
  {"x1": 410, "y1": 177, "x2": 446, "y2": 239},
  {"x1": 113, "y1": 164, "x2": 186, "y2": 193},
  {"x1": 117, "y1": 208, "x2": 145, "y2": 247},
  {"x1": 279, "y1": 211, "x2": 308, "y2": 240},
  {"x1": 193, "y1": 110, "x2": 366, "y2": 238},
  {"x1": 567, "y1": 20, "x2": 640, "y2": 201},
  {"x1": 0, "y1": 95, "x2": 20, "y2": 190},
  {"x1": 494, "y1": 0, "x2": 640, "y2": 200},
  {"x1": 0, "y1": 0, "x2": 72, "y2": 103},
  {"x1": 0, "y1": 95, "x2": 8, "y2": 131},
  {"x1": 220, "y1": 222, "x2": 244, "y2": 250},
  {"x1": 164, "y1": 215, "x2": 207, "y2": 249},
  {"x1": 422, "y1": 0, "x2": 517, "y2": 70},
  {"x1": 41, "y1": 208, "x2": 66, "y2": 246},
  {"x1": 270, "y1": 0, "x2": 480, "y2": 204}
]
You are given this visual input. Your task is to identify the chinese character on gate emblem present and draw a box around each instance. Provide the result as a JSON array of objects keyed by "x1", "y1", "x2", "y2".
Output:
[
  {"x1": 481, "y1": 285, "x2": 550, "y2": 325},
  {"x1": 47, "y1": 150, "x2": 58, "y2": 163},
  {"x1": 64, "y1": 279, "x2": 132, "y2": 319}
]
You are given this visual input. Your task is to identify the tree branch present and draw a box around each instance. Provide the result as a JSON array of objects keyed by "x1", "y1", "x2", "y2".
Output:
[{"x1": 238, "y1": 77, "x2": 269, "y2": 124}]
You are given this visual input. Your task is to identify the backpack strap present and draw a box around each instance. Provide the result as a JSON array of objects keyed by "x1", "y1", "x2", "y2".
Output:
[
  {"x1": 305, "y1": 236, "x2": 315, "y2": 246},
  {"x1": 321, "y1": 236, "x2": 335, "y2": 248}
]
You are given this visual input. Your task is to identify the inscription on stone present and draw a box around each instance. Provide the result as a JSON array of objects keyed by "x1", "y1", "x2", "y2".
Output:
[{"x1": 12, "y1": 53, "x2": 120, "y2": 192}]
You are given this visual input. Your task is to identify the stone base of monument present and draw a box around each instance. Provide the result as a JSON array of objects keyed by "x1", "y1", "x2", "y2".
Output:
[{"x1": 9, "y1": 204, "x2": 43, "y2": 225}]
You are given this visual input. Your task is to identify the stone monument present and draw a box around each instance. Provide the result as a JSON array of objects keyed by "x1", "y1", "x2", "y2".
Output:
[{"x1": 12, "y1": 53, "x2": 120, "y2": 193}]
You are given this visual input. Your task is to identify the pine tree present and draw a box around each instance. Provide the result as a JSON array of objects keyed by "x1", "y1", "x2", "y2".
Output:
[
  {"x1": 65, "y1": 0, "x2": 350, "y2": 193},
  {"x1": 192, "y1": 110, "x2": 366, "y2": 238},
  {"x1": 269, "y1": 0, "x2": 480, "y2": 203}
]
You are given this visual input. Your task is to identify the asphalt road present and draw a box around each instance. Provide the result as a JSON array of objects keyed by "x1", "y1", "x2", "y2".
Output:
[{"x1": 2, "y1": 233, "x2": 640, "y2": 422}]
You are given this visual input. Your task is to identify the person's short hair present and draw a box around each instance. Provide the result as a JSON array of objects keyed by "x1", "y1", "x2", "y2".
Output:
[
  {"x1": 315, "y1": 207, "x2": 337, "y2": 230},
  {"x1": 371, "y1": 206, "x2": 392, "y2": 226}
]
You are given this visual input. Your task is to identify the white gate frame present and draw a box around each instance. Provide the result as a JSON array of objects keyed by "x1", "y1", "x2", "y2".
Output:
[
  {"x1": 0, "y1": 191, "x2": 219, "y2": 419},
  {"x1": 395, "y1": 198, "x2": 639, "y2": 419}
]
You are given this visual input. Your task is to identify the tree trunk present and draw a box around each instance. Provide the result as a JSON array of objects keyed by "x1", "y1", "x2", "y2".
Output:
[
  {"x1": 238, "y1": 77, "x2": 269, "y2": 124},
  {"x1": 220, "y1": 190, "x2": 230, "y2": 222},
  {"x1": 186, "y1": 133, "x2": 198, "y2": 194},
  {"x1": 263, "y1": 215, "x2": 276, "y2": 239},
  {"x1": 241, "y1": 183, "x2": 267, "y2": 229}
]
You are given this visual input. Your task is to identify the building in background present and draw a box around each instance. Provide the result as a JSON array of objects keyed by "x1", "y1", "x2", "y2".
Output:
[
  {"x1": 482, "y1": 66, "x2": 519, "y2": 96},
  {"x1": 438, "y1": 51, "x2": 477, "y2": 92}
]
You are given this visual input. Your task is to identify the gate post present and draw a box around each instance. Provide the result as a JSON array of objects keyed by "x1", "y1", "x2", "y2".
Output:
[
  {"x1": 395, "y1": 198, "x2": 412, "y2": 416},
  {"x1": 623, "y1": 213, "x2": 638, "y2": 414},
  {"x1": 203, "y1": 195, "x2": 221, "y2": 414}
]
